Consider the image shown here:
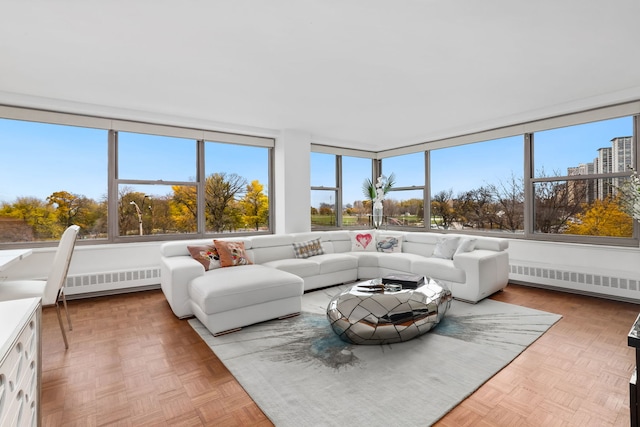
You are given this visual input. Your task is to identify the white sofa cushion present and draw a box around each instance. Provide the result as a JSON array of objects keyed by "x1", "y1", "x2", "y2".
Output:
[
  {"x1": 262, "y1": 258, "x2": 320, "y2": 277},
  {"x1": 377, "y1": 252, "x2": 416, "y2": 272},
  {"x1": 410, "y1": 257, "x2": 465, "y2": 283},
  {"x1": 346, "y1": 252, "x2": 385, "y2": 267},
  {"x1": 312, "y1": 253, "x2": 358, "y2": 274},
  {"x1": 189, "y1": 264, "x2": 303, "y2": 314}
]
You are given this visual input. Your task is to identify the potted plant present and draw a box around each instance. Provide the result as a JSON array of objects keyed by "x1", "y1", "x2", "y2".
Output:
[{"x1": 362, "y1": 173, "x2": 395, "y2": 228}]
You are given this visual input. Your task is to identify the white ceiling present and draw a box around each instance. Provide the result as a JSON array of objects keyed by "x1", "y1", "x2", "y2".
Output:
[{"x1": 2, "y1": 1, "x2": 640, "y2": 152}]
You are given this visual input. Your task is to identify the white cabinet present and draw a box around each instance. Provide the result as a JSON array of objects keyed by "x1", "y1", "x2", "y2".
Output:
[{"x1": 0, "y1": 298, "x2": 41, "y2": 427}]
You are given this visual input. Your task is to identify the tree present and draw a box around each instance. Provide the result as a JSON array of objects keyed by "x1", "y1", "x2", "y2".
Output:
[
  {"x1": 118, "y1": 188, "x2": 152, "y2": 236},
  {"x1": 171, "y1": 186, "x2": 198, "y2": 232},
  {"x1": 534, "y1": 180, "x2": 586, "y2": 233},
  {"x1": 565, "y1": 198, "x2": 633, "y2": 237},
  {"x1": 318, "y1": 203, "x2": 333, "y2": 215},
  {"x1": 46, "y1": 190, "x2": 101, "y2": 237},
  {"x1": 0, "y1": 197, "x2": 58, "y2": 240},
  {"x1": 489, "y1": 173, "x2": 525, "y2": 232},
  {"x1": 431, "y1": 189, "x2": 456, "y2": 229},
  {"x1": 205, "y1": 172, "x2": 247, "y2": 232},
  {"x1": 241, "y1": 180, "x2": 269, "y2": 230},
  {"x1": 454, "y1": 187, "x2": 494, "y2": 229}
]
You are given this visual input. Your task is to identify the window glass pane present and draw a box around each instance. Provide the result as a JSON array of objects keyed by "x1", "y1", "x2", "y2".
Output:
[
  {"x1": 118, "y1": 132, "x2": 196, "y2": 181},
  {"x1": 533, "y1": 117, "x2": 635, "y2": 239},
  {"x1": 311, "y1": 152, "x2": 336, "y2": 187},
  {"x1": 0, "y1": 119, "x2": 107, "y2": 242},
  {"x1": 311, "y1": 189, "x2": 337, "y2": 229},
  {"x1": 382, "y1": 189, "x2": 425, "y2": 229},
  {"x1": 381, "y1": 152, "x2": 424, "y2": 187},
  {"x1": 534, "y1": 117, "x2": 633, "y2": 178},
  {"x1": 204, "y1": 141, "x2": 270, "y2": 233},
  {"x1": 118, "y1": 184, "x2": 197, "y2": 236},
  {"x1": 431, "y1": 136, "x2": 524, "y2": 232},
  {"x1": 342, "y1": 156, "x2": 371, "y2": 229},
  {"x1": 534, "y1": 178, "x2": 634, "y2": 237}
]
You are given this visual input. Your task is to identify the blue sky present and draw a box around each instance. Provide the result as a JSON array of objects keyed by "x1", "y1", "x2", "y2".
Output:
[
  {"x1": 0, "y1": 116, "x2": 633, "y2": 206},
  {"x1": 0, "y1": 119, "x2": 269, "y2": 203}
]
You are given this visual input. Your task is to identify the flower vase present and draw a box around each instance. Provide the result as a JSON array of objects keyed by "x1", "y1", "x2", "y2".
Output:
[{"x1": 373, "y1": 206, "x2": 383, "y2": 229}]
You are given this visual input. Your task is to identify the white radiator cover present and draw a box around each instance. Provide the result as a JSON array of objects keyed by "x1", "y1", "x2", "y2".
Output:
[
  {"x1": 509, "y1": 262, "x2": 640, "y2": 301},
  {"x1": 64, "y1": 268, "x2": 161, "y2": 296}
]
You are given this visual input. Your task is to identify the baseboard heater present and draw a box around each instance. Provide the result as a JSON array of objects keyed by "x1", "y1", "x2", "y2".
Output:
[
  {"x1": 510, "y1": 263, "x2": 640, "y2": 304},
  {"x1": 64, "y1": 267, "x2": 161, "y2": 299}
]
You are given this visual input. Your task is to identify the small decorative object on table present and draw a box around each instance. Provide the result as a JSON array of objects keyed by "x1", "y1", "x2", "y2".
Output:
[
  {"x1": 382, "y1": 273, "x2": 425, "y2": 289},
  {"x1": 356, "y1": 279, "x2": 402, "y2": 293}
]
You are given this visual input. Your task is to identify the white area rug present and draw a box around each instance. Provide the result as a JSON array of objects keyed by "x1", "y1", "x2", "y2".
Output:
[{"x1": 189, "y1": 285, "x2": 561, "y2": 426}]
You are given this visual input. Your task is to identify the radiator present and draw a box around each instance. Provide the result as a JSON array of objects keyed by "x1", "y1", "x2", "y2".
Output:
[
  {"x1": 64, "y1": 267, "x2": 161, "y2": 297},
  {"x1": 509, "y1": 263, "x2": 640, "y2": 302}
]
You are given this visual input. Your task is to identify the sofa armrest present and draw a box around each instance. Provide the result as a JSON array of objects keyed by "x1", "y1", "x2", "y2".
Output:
[
  {"x1": 451, "y1": 249, "x2": 509, "y2": 302},
  {"x1": 160, "y1": 255, "x2": 204, "y2": 318}
]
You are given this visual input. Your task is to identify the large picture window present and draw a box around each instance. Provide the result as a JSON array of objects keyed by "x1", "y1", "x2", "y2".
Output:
[
  {"x1": 0, "y1": 110, "x2": 274, "y2": 245},
  {"x1": 0, "y1": 119, "x2": 107, "y2": 242},
  {"x1": 531, "y1": 117, "x2": 635, "y2": 239},
  {"x1": 204, "y1": 141, "x2": 270, "y2": 233},
  {"x1": 430, "y1": 136, "x2": 524, "y2": 232}
]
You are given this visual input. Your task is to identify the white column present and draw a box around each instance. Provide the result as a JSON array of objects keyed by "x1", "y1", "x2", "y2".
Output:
[{"x1": 274, "y1": 129, "x2": 311, "y2": 234}]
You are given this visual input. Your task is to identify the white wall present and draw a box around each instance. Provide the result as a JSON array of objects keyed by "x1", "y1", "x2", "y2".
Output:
[
  {"x1": 274, "y1": 129, "x2": 311, "y2": 234},
  {"x1": 0, "y1": 242, "x2": 163, "y2": 297}
]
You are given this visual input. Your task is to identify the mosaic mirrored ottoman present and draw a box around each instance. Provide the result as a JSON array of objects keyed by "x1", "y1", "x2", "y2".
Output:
[{"x1": 326, "y1": 277, "x2": 452, "y2": 345}]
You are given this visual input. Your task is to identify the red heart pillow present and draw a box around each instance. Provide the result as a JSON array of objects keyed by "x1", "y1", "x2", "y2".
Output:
[{"x1": 351, "y1": 232, "x2": 375, "y2": 251}]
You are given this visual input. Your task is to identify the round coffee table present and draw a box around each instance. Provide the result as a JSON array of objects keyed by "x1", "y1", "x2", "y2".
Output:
[{"x1": 326, "y1": 277, "x2": 452, "y2": 345}]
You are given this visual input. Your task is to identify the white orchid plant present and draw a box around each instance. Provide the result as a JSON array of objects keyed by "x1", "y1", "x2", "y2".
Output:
[
  {"x1": 617, "y1": 167, "x2": 640, "y2": 222},
  {"x1": 362, "y1": 173, "x2": 395, "y2": 209}
]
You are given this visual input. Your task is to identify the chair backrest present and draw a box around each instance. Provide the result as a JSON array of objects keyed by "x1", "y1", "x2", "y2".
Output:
[{"x1": 43, "y1": 225, "x2": 80, "y2": 305}]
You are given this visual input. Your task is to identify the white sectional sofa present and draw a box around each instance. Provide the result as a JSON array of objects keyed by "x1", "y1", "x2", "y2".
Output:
[{"x1": 160, "y1": 230, "x2": 509, "y2": 335}]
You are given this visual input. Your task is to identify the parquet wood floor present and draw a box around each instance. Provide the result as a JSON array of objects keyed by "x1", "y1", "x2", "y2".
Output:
[{"x1": 40, "y1": 284, "x2": 639, "y2": 426}]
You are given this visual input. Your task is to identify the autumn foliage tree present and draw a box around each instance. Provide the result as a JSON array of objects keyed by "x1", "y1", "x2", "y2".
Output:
[
  {"x1": 565, "y1": 197, "x2": 633, "y2": 237},
  {"x1": 241, "y1": 180, "x2": 269, "y2": 230},
  {"x1": 205, "y1": 172, "x2": 247, "y2": 232}
]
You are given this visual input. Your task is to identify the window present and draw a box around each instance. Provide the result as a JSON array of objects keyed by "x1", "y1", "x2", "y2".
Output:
[
  {"x1": 430, "y1": 136, "x2": 525, "y2": 232},
  {"x1": 204, "y1": 141, "x2": 270, "y2": 233},
  {"x1": 381, "y1": 153, "x2": 426, "y2": 229},
  {"x1": 341, "y1": 156, "x2": 372, "y2": 228},
  {"x1": 117, "y1": 132, "x2": 197, "y2": 237},
  {"x1": 0, "y1": 108, "x2": 274, "y2": 245},
  {"x1": 0, "y1": 119, "x2": 107, "y2": 242},
  {"x1": 310, "y1": 153, "x2": 338, "y2": 229},
  {"x1": 531, "y1": 117, "x2": 635, "y2": 239}
]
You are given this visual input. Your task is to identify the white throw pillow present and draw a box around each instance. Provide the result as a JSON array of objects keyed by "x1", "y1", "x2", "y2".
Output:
[
  {"x1": 454, "y1": 237, "x2": 477, "y2": 256},
  {"x1": 431, "y1": 237, "x2": 460, "y2": 260},
  {"x1": 350, "y1": 231, "x2": 377, "y2": 252},
  {"x1": 376, "y1": 234, "x2": 403, "y2": 253}
]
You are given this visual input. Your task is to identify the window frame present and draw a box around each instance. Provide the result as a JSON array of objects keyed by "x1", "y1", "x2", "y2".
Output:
[{"x1": 0, "y1": 106, "x2": 275, "y2": 247}]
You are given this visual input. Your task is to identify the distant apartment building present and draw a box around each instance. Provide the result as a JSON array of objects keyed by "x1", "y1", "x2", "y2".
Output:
[
  {"x1": 596, "y1": 146, "x2": 613, "y2": 199},
  {"x1": 567, "y1": 162, "x2": 595, "y2": 203},
  {"x1": 567, "y1": 136, "x2": 634, "y2": 203}
]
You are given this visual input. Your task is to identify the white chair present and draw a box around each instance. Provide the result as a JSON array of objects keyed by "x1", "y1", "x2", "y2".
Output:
[{"x1": 0, "y1": 224, "x2": 80, "y2": 349}]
